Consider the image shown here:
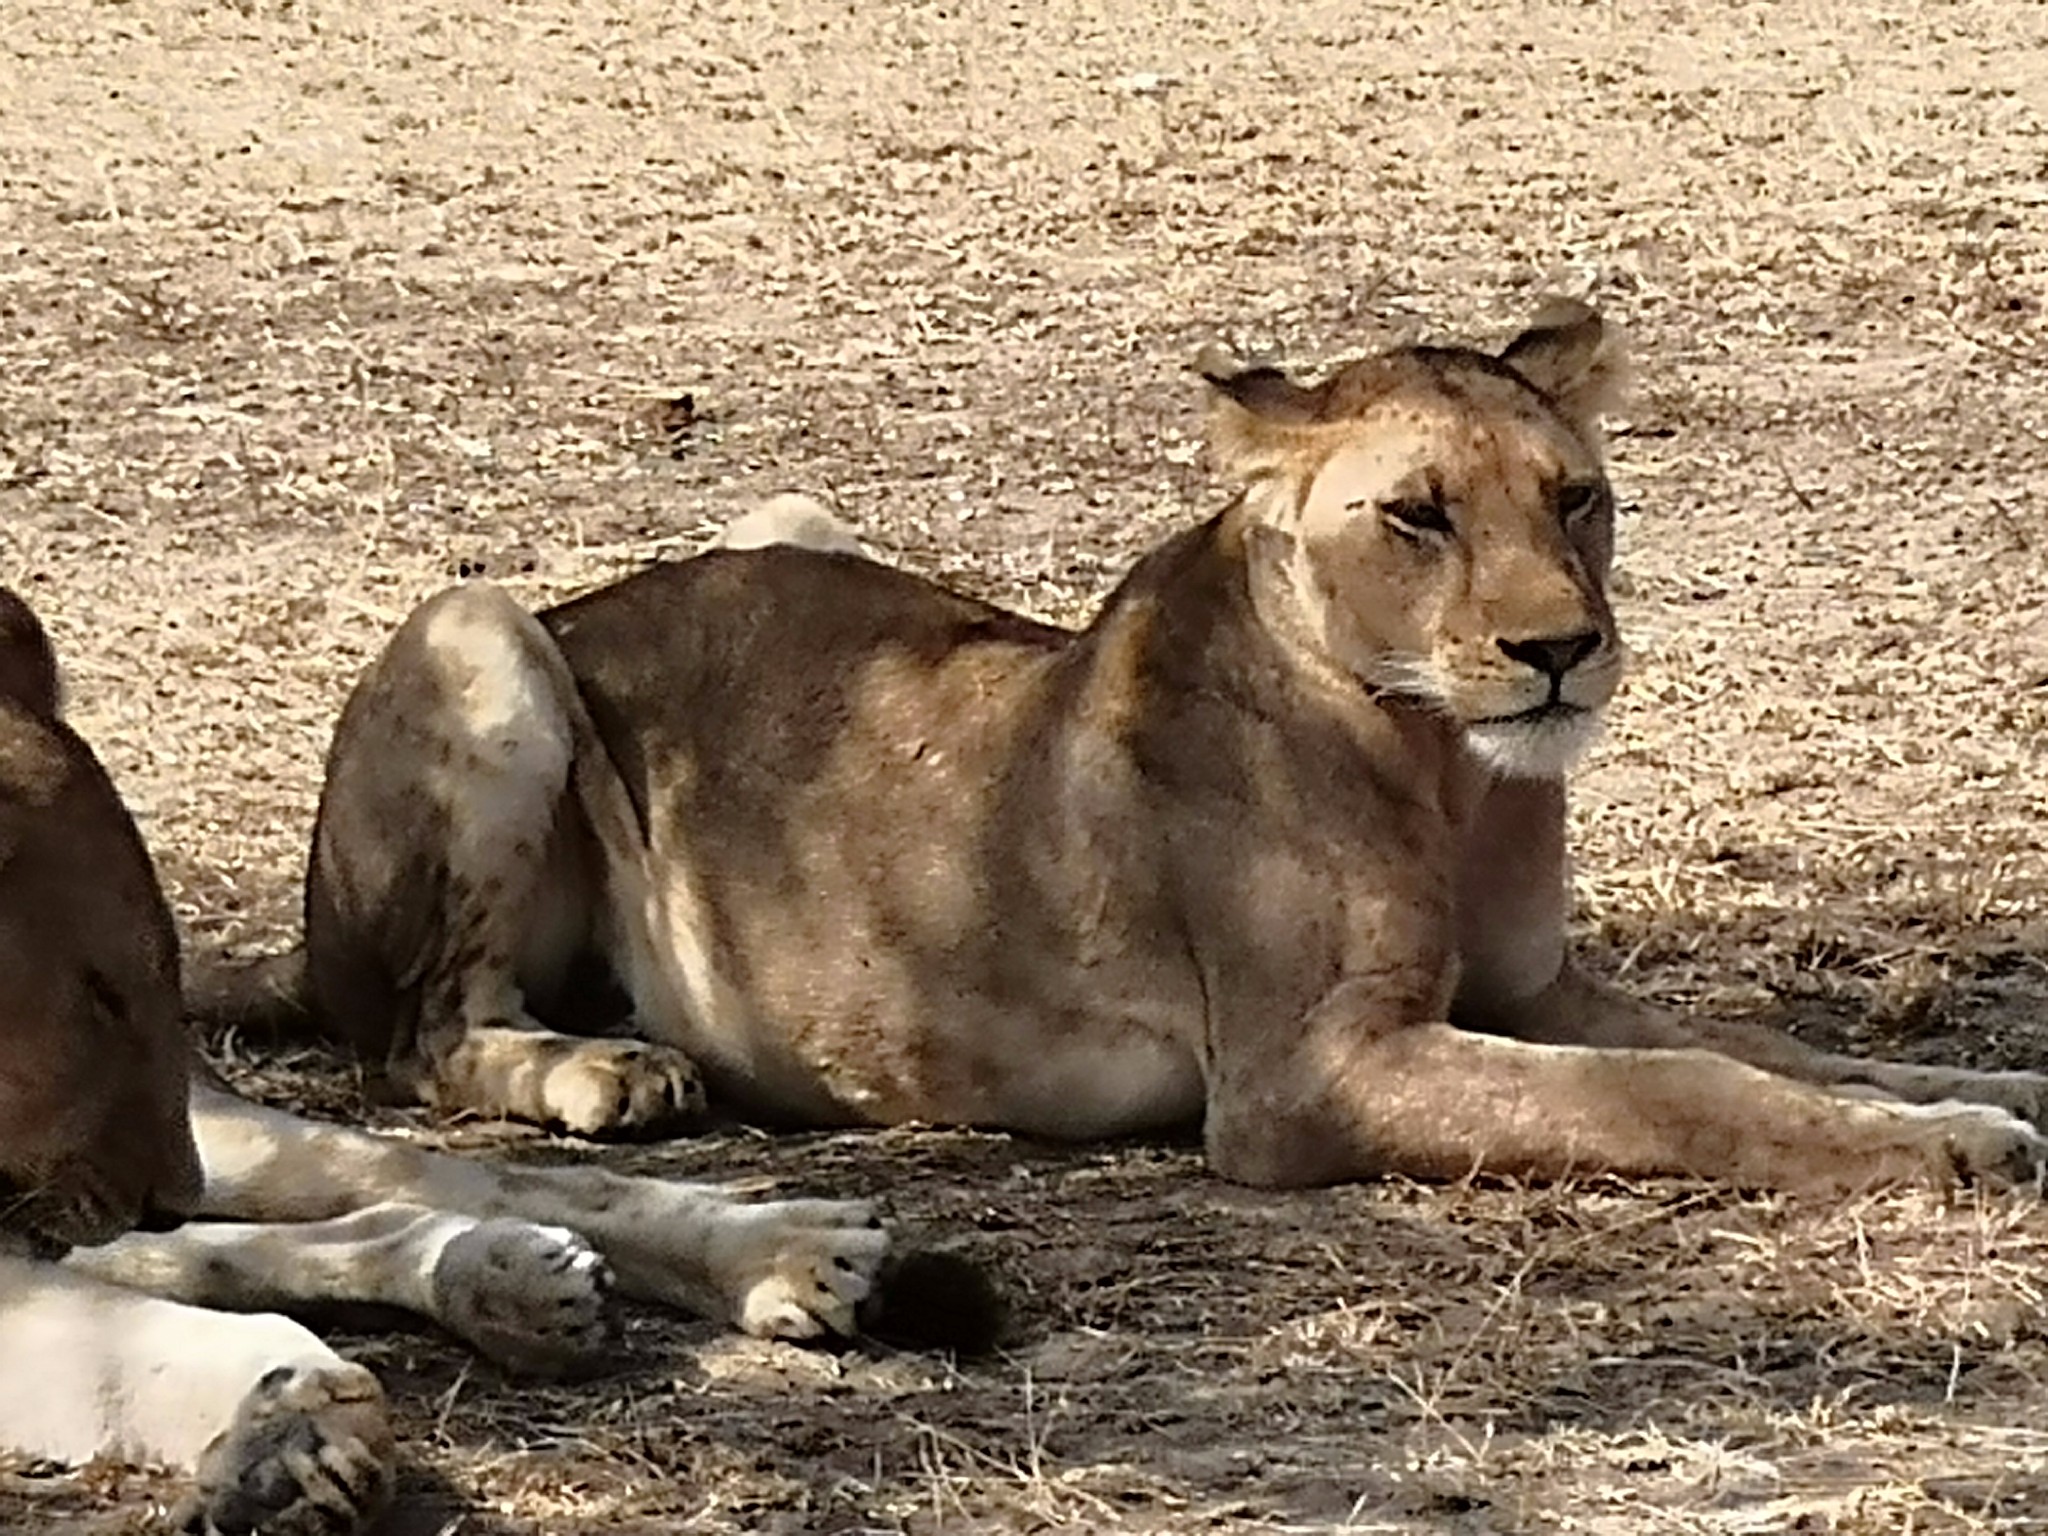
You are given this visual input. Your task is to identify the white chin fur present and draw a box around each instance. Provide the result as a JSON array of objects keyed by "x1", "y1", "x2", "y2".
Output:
[{"x1": 1465, "y1": 711, "x2": 1603, "y2": 780}]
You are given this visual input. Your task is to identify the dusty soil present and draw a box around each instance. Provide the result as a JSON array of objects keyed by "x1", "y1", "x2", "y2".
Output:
[{"x1": 6, "y1": 0, "x2": 2048, "y2": 1530}]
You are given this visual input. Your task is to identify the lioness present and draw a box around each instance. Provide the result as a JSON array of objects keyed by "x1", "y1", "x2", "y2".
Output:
[
  {"x1": 0, "y1": 587, "x2": 939, "y2": 1536},
  {"x1": 261, "y1": 303, "x2": 2048, "y2": 1193}
]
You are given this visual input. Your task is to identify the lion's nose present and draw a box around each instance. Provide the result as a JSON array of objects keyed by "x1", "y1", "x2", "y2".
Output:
[{"x1": 1497, "y1": 630, "x2": 1602, "y2": 680}]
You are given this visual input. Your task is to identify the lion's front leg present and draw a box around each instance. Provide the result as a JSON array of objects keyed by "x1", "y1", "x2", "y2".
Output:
[
  {"x1": 65, "y1": 1203, "x2": 619, "y2": 1379},
  {"x1": 187, "y1": 1080, "x2": 890, "y2": 1343},
  {"x1": 1205, "y1": 978, "x2": 2048, "y2": 1192},
  {"x1": 446, "y1": 1163, "x2": 892, "y2": 1342},
  {"x1": 178, "y1": 1358, "x2": 392, "y2": 1536},
  {"x1": 0, "y1": 1256, "x2": 392, "y2": 1536},
  {"x1": 1491, "y1": 961, "x2": 2048, "y2": 1129}
]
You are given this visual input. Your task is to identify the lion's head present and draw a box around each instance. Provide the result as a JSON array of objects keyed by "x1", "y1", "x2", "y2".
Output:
[
  {"x1": 0, "y1": 587, "x2": 201, "y2": 1255},
  {"x1": 1203, "y1": 302, "x2": 1628, "y2": 779}
]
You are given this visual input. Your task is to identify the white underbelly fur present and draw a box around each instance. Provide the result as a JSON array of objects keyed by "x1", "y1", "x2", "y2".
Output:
[{"x1": 997, "y1": 1035, "x2": 1205, "y2": 1139}]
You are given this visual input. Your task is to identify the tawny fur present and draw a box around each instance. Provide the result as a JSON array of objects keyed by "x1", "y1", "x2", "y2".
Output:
[
  {"x1": 0, "y1": 588, "x2": 915, "y2": 1536},
  {"x1": 260, "y1": 309, "x2": 2048, "y2": 1195}
]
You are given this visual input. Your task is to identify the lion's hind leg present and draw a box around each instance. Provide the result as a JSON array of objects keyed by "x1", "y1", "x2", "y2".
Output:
[
  {"x1": 307, "y1": 580, "x2": 704, "y2": 1137},
  {"x1": 0, "y1": 1255, "x2": 392, "y2": 1536}
]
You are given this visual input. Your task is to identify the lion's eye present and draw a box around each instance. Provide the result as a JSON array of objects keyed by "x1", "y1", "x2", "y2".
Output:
[
  {"x1": 1557, "y1": 481, "x2": 1602, "y2": 524},
  {"x1": 1380, "y1": 497, "x2": 1452, "y2": 540}
]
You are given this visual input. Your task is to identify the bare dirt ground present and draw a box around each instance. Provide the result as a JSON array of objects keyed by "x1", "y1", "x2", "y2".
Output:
[{"x1": 5, "y1": 0, "x2": 2048, "y2": 1530}]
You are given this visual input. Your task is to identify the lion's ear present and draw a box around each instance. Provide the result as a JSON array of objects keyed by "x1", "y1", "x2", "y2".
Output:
[
  {"x1": 0, "y1": 588, "x2": 62, "y2": 722},
  {"x1": 1194, "y1": 345, "x2": 1326, "y2": 485},
  {"x1": 1498, "y1": 299, "x2": 1629, "y2": 436}
]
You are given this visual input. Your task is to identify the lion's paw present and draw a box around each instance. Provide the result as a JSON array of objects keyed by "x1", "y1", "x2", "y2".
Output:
[
  {"x1": 178, "y1": 1362, "x2": 394, "y2": 1536},
  {"x1": 430, "y1": 1218, "x2": 618, "y2": 1377},
  {"x1": 541, "y1": 1037, "x2": 707, "y2": 1137},
  {"x1": 722, "y1": 1199, "x2": 889, "y2": 1341},
  {"x1": 1947, "y1": 1070, "x2": 2048, "y2": 1133},
  {"x1": 1916, "y1": 1101, "x2": 2048, "y2": 1190}
]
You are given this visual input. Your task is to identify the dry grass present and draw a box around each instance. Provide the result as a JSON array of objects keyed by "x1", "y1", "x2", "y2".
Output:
[{"x1": 6, "y1": 0, "x2": 2048, "y2": 1529}]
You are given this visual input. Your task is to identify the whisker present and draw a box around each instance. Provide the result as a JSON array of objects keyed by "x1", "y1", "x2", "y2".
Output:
[{"x1": 1361, "y1": 653, "x2": 1454, "y2": 715}]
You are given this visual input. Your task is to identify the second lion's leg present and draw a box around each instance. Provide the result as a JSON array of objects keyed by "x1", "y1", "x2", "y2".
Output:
[
  {"x1": 182, "y1": 1081, "x2": 887, "y2": 1342},
  {"x1": 65, "y1": 1201, "x2": 619, "y2": 1379},
  {"x1": 306, "y1": 581, "x2": 704, "y2": 1137},
  {"x1": 0, "y1": 1256, "x2": 393, "y2": 1536}
]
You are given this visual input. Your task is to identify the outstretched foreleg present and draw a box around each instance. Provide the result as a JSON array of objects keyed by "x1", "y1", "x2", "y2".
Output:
[
  {"x1": 183, "y1": 1082, "x2": 888, "y2": 1342},
  {"x1": 1493, "y1": 961, "x2": 2048, "y2": 1129},
  {"x1": 1208, "y1": 979, "x2": 2048, "y2": 1191},
  {"x1": 66, "y1": 1201, "x2": 618, "y2": 1379}
]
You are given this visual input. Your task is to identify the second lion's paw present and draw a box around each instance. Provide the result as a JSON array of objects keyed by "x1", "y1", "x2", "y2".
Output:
[
  {"x1": 431, "y1": 1217, "x2": 619, "y2": 1376},
  {"x1": 719, "y1": 1199, "x2": 889, "y2": 1341}
]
